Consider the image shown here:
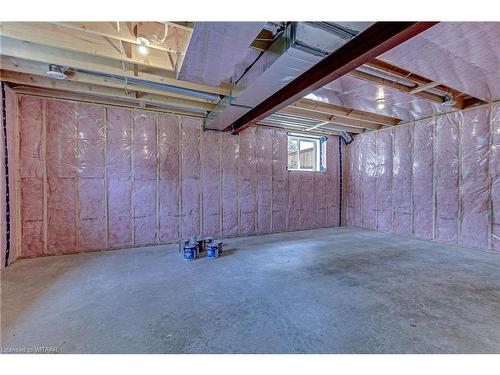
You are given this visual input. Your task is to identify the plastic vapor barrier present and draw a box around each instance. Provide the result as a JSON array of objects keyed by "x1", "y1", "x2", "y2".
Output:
[
  {"x1": 9, "y1": 94, "x2": 342, "y2": 258},
  {"x1": 347, "y1": 103, "x2": 499, "y2": 252}
]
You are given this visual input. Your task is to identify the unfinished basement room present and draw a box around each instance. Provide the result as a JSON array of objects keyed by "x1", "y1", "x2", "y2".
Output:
[{"x1": 1, "y1": 4, "x2": 500, "y2": 365}]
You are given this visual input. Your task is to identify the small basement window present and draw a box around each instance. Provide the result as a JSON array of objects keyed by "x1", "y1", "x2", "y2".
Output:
[{"x1": 287, "y1": 133, "x2": 327, "y2": 172}]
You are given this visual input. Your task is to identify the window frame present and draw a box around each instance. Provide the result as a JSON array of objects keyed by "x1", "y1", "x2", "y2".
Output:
[{"x1": 286, "y1": 133, "x2": 327, "y2": 173}]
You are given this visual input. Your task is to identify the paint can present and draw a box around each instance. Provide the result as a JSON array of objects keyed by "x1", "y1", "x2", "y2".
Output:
[
  {"x1": 179, "y1": 239, "x2": 188, "y2": 254},
  {"x1": 215, "y1": 241, "x2": 223, "y2": 255},
  {"x1": 206, "y1": 242, "x2": 219, "y2": 259},
  {"x1": 202, "y1": 236, "x2": 213, "y2": 252},
  {"x1": 183, "y1": 243, "x2": 198, "y2": 261}
]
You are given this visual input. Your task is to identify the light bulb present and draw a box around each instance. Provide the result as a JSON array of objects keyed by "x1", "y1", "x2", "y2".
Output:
[
  {"x1": 376, "y1": 86, "x2": 385, "y2": 100},
  {"x1": 138, "y1": 45, "x2": 149, "y2": 56}
]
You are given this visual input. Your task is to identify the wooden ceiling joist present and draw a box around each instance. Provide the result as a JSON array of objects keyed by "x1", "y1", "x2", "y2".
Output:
[
  {"x1": 0, "y1": 22, "x2": 178, "y2": 72},
  {"x1": 54, "y1": 22, "x2": 190, "y2": 54},
  {"x1": 366, "y1": 59, "x2": 458, "y2": 95},
  {"x1": 279, "y1": 106, "x2": 382, "y2": 130},
  {"x1": 0, "y1": 36, "x2": 232, "y2": 96},
  {"x1": 10, "y1": 85, "x2": 206, "y2": 118},
  {"x1": 257, "y1": 120, "x2": 341, "y2": 137},
  {"x1": 292, "y1": 98, "x2": 400, "y2": 126},
  {"x1": 362, "y1": 59, "x2": 485, "y2": 109},
  {"x1": 348, "y1": 69, "x2": 447, "y2": 105},
  {"x1": 0, "y1": 70, "x2": 216, "y2": 113}
]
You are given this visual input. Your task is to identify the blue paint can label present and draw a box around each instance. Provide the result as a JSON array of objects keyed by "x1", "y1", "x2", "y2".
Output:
[
  {"x1": 207, "y1": 248, "x2": 218, "y2": 259},
  {"x1": 184, "y1": 248, "x2": 194, "y2": 260},
  {"x1": 184, "y1": 244, "x2": 198, "y2": 261}
]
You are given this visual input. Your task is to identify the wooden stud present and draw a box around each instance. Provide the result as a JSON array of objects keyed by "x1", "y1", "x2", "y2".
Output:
[{"x1": 42, "y1": 98, "x2": 48, "y2": 254}]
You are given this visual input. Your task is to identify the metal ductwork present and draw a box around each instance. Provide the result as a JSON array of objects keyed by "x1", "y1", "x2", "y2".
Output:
[{"x1": 203, "y1": 22, "x2": 373, "y2": 131}]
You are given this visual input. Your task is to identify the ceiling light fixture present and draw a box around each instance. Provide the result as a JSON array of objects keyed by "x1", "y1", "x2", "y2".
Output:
[
  {"x1": 46, "y1": 64, "x2": 68, "y2": 80},
  {"x1": 137, "y1": 37, "x2": 150, "y2": 56}
]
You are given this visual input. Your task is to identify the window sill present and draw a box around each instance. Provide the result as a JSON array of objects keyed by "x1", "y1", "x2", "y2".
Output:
[{"x1": 287, "y1": 169, "x2": 324, "y2": 173}]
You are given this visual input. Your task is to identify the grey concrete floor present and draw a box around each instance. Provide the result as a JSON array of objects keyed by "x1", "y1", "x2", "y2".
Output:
[{"x1": 1, "y1": 226, "x2": 500, "y2": 354}]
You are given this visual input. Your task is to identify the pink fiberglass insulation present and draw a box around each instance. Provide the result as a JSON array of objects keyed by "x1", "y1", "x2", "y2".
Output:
[
  {"x1": 348, "y1": 103, "x2": 496, "y2": 252},
  {"x1": 78, "y1": 179, "x2": 106, "y2": 251},
  {"x1": 380, "y1": 22, "x2": 500, "y2": 102},
  {"x1": 201, "y1": 130, "x2": 221, "y2": 237},
  {"x1": 492, "y1": 103, "x2": 500, "y2": 251},
  {"x1": 76, "y1": 103, "x2": 106, "y2": 179},
  {"x1": 348, "y1": 136, "x2": 363, "y2": 227},
  {"x1": 287, "y1": 170, "x2": 300, "y2": 231},
  {"x1": 435, "y1": 113, "x2": 460, "y2": 244},
  {"x1": 392, "y1": 124, "x2": 413, "y2": 236},
  {"x1": 272, "y1": 129, "x2": 287, "y2": 232},
  {"x1": 158, "y1": 113, "x2": 180, "y2": 242},
  {"x1": 11, "y1": 94, "x2": 344, "y2": 259},
  {"x1": 107, "y1": 107, "x2": 133, "y2": 248},
  {"x1": 76, "y1": 103, "x2": 106, "y2": 251},
  {"x1": 362, "y1": 132, "x2": 377, "y2": 229},
  {"x1": 326, "y1": 137, "x2": 340, "y2": 227},
  {"x1": 19, "y1": 96, "x2": 44, "y2": 257},
  {"x1": 313, "y1": 171, "x2": 327, "y2": 228},
  {"x1": 46, "y1": 99, "x2": 77, "y2": 255},
  {"x1": 238, "y1": 126, "x2": 257, "y2": 234},
  {"x1": 221, "y1": 132, "x2": 239, "y2": 237},
  {"x1": 411, "y1": 118, "x2": 434, "y2": 240},
  {"x1": 178, "y1": 22, "x2": 265, "y2": 87},
  {"x1": 133, "y1": 110, "x2": 157, "y2": 245},
  {"x1": 299, "y1": 171, "x2": 314, "y2": 230},
  {"x1": 256, "y1": 127, "x2": 273, "y2": 233},
  {"x1": 459, "y1": 107, "x2": 490, "y2": 248},
  {"x1": 375, "y1": 129, "x2": 393, "y2": 232},
  {"x1": 180, "y1": 117, "x2": 201, "y2": 238}
]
